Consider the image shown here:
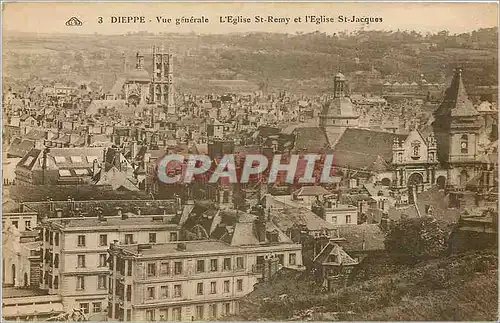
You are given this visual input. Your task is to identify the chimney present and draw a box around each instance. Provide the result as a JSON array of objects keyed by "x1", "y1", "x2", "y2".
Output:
[
  {"x1": 55, "y1": 208, "x2": 63, "y2": 218},
  {"x1": 19, "y1": 202, "x2": 24, "y2": 213},
  {"x1": 93, "y1": 159, "x2": 100, "y2": 176},
  {"x1": 117, "y1": 207, "x2": 125, "y2": 219},
  {"x1": 255, "y1": 208, "x2": 267, "y2": 243}
]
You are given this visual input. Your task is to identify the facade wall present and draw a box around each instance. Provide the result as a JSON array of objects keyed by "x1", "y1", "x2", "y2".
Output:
[{"x1": 325, "y1": 208, "x2": 358, "y2": 225}]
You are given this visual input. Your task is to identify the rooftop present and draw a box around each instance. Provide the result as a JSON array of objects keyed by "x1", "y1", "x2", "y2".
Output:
[
  {"x1": 24, "y1": 199, "x2": 178, "y2": 218},
  {"x1": 117, "y1": 240, "x2": 244, "y2": 257},
  {"x1": 45, "y1": 214, "x2": 178, "y2": 229},
  {"x1": 2, "y1": 287, "x2": 49, "y2": 299}
]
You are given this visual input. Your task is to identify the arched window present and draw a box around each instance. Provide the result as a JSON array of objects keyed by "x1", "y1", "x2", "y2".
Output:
[{"x1": 460, "y1": 134, "x2": 468, "y2": 154}]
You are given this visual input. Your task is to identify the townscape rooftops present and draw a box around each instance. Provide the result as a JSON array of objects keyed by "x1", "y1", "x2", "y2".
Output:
[{"x1": 264, "y1": 195, "x2": 337, "y2": 232}]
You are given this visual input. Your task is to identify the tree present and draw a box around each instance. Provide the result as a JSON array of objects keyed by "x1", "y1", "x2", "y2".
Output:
[{"x1": 384, "y1": 216, "x2": 449, "y2": 263}]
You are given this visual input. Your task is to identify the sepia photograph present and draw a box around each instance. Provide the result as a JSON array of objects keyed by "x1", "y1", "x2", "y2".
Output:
[{"x1": 1, "y1": 2, "x2": 499, "y2": 322}]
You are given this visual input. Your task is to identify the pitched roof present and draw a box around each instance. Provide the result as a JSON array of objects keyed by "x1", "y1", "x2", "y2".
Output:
[
  {"x1": 7, "y1": 138, "x2": 35, "y2": 158},
  {"x1": 292, "y1": 186, "x2": 331, "y2": 196},
  {"x1": 313, "y1": 241, "x2": 358, "y2": 265},
  {"x1": 333, "y1": 128, "x2": 407, "y2": 164},
  {"x1": 321, "y1": 97, "x2": 359, "y2": 118},
  {"x1": 435, "y1": 69, "x2": 479, "y2": 118},
  {"x1": 292, "y1": 127, "x2": 330, "y2": 153},
  {"x1": 335, "y1": 224, "x2": 385, "y2": 252}
]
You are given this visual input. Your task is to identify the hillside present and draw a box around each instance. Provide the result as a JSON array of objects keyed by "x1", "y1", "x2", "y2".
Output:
[
  {"x1": 3, "y1": 28, "x2": 498, "y2": 94},
  {"x1": 229, "y1": 249, "x2": 498, "y2": 321}
]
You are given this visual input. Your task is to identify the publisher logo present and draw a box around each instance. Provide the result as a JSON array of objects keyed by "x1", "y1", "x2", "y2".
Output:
[{"x1": 66, "y1": 17, "x2": 83, "y2": 26}]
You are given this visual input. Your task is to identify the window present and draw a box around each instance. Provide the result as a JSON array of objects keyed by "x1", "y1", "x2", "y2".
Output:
[
  {"x1": 174, "y1": 284, "x2": 182, "y2": 298},
  {"x1": 223, "y1": 280, "x2": 230, "y2": 293},
  {"x1": 127, "y1": 260, "x2": 132, "y2": 276},
  {"x1": 160, "y1": 285, "x2": 168, "y2": 298},
  {"x1": 99, "y1": 254, "x2": 107, "y2": 267},
  {"x1": 74, "y1": 169, "x2": 88, "y2": 176},
  {"x1": 54, "y1": 276, "x2": 59, "y2": 289},
  {"x1": 12, "y1": 221, "x2": 18, "y2": 229},
  {"x1": 223, "y1": 258, "x2": 231, "y2": 271},
  {"x1": 277, "y1": 254, "x2": 284, "y2": 265},
  {"x1": 147, "y1": 286, "x2": 155, "y2": 300},
  {"x1": 289, "y1": 253, "x2": 297, "y2": 265},
  {"x1": 237, "y1": 279, "x2": 243, "y2": 292},
  {"x1": 210, "y1": 259, "x2": 218, "y2": 272},
  {"x1": 170, "y1": 232, "x2": 178, "y2": 241},
  {"x1": 77, "y1": 255, "x2": 86, "y2": 268},
  {"x1": 149, "y1": 233, "x2": 157, "y2": 243},
  {"x1": 92, "y1": 302, "x2": 102, "y2": 313},
  {"x1": 79, "y1": 303, "x2": 89, "y2": 314},
  {"x1": 411, "y1": 141, "x2": 421, "y2": 159},
  {"x1": 23, "y1": 156, "x2": 34, "y2": 166},
  {"x1": 210, "y1": 281, "x2": 217, "y2": 294},
  {"x1": 461, "y1": 134, "x2": 468, "y2": 154},
  {"x1": 126, "y1": 285, "x2": 132, "y2": 302},
  {"x1": 55, "y1": 232, "x2": 59, "y2": 246},
  {"x1": 77, "y1": 235, "x2": 86, "y2": 247},
  {"x1": 124, "y1": 234, "x2": 134, "y2": 244},
  {"x1": 330, "y1": 216, "x2": 338, "y2": 224},
  {"x1": 236, "y1": 257, "x2": 244, "y2": 270},
  {"x1": 76, "y1": 276, "x2": 85, "y2": 290},
  {"x1": 54, "y1": 254, "x2": 59, "y2": 268},
  {"x1": 197, "y1": 282, "x2": 204, "y2": 295},
  {"x1": 346, "y1": 215, "x2": 352, "y2": 224},
  {"x1": 160, "y1": 262, "x2": 170, "y2": 275},
  {"x1": 196, "y1": 260, "x2": 205, "y2": 273},
  {"x1": 174, "y1": 261, "x2": 183, "y2": 275},
  {"x1": 25, "y1": 220, "x2": 31, "y2": 229},
  {"x1": 172, "y1": 308, "x2": 182, "y2": 321},
  {"x1": 147, "y1": 263, "x2": 157, "y2": 277},
  {"x1": 209, "y1": 304, "x2": 218, "y2": 318},
  {"x1": 98, "y1": 275, "x2": 107, "y2": 289},
  {"x1": 70, "y1": 156, "x2": 83, "y2": 163},
  {"x1": 58, "y1": 169, "x2": 72, "y2": 177},
  {"x1": 54, "y1": 156, "x2": 66, "y2": 164},
  {"x1": 146, "y1": 310, "x2": 155, "y2": 321},
  {"x1": 223, "y1": 303, "x2": 231, "y2": 315},
  {"x1": 196, "y1": 305, "x2": 204, "y2": 320},
  {"x1": 99, "y1": 234, "x2": 107, "y2": 246}
]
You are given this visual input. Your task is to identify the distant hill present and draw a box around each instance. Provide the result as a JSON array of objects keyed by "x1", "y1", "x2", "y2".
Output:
[{"x1": 3, "y1": 28, "x2": 498, "y2": 94}]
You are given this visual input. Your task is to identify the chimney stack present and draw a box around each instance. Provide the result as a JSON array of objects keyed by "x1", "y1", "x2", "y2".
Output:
[
  {"x1": 117, "y1": 207, "x2": 126, "y2": 220},
  {"x1": 255, "y1": 206, "x2": 267, "y2": 243}
]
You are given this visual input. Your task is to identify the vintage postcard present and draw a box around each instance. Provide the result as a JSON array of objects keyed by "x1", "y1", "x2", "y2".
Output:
[{"x1": 2, "y1": 1, "x2": 499, "y2": 322}]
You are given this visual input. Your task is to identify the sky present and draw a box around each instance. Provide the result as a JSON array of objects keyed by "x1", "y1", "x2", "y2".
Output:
[{"x1": 2, "y1": 2, "x2": 499, "y2": 35}]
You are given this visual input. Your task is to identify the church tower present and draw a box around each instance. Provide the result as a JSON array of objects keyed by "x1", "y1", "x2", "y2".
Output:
[
  {"x1": 151, "y1": 45, "x2": 175, "y2": 114},
  {"x1": 432, "y1": 68, "x2": 481, "y2": 187},
  {"x1": 319, "y1": 73, "x2": 359, "y2": 129}
]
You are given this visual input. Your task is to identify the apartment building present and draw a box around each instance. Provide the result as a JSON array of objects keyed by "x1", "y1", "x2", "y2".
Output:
[
  {"x1": 38, "y1": 211, "x2": 182, "y2": 315},
  {"x1": 107, "y1": 239, "x2": 303, "y2": 321}
]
